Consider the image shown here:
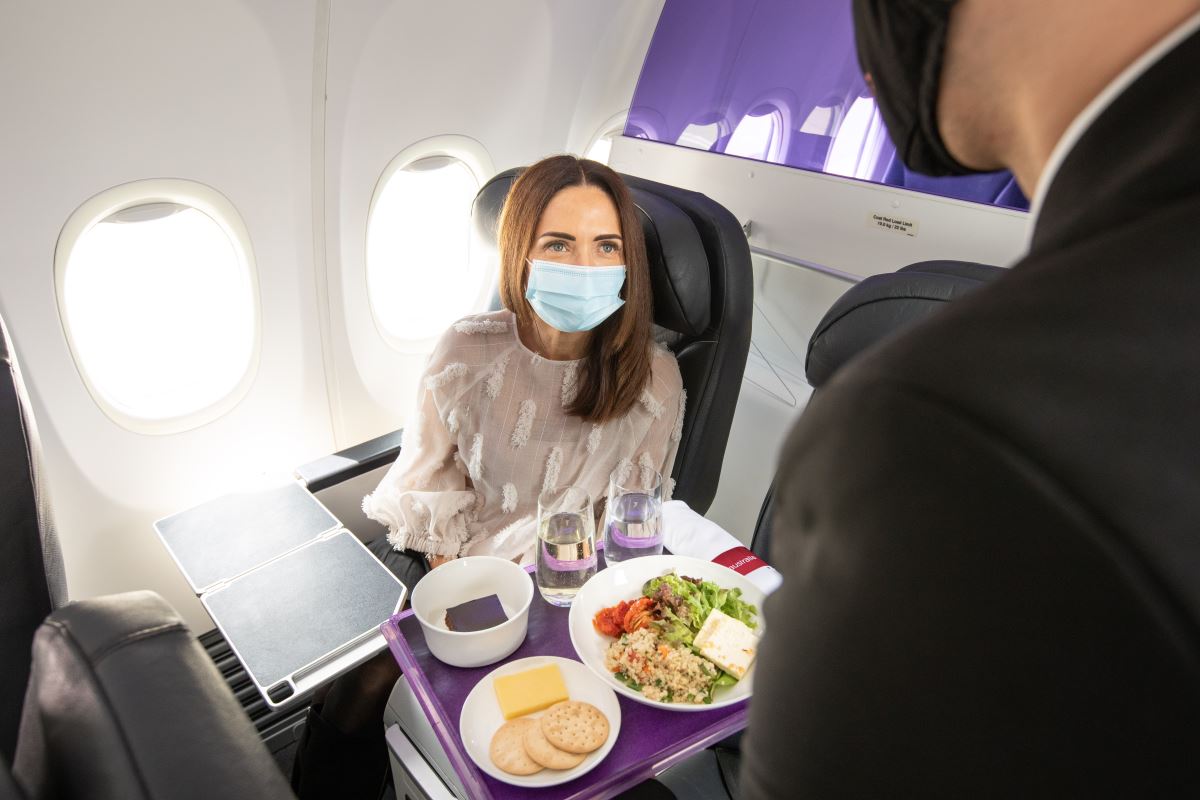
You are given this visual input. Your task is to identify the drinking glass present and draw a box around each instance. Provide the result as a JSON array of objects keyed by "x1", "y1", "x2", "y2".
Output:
[
  {"x1": 603, "y1": 468, "x2": 663, "y2": 563},
  {"x1": 535, "y1": 485, "x2": 598, "y2": 606}
]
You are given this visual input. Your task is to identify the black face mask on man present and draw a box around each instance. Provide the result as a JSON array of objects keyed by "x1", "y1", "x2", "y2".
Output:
[{"x1": 851, "y1": 0, "x2": 983, "y2": 177}]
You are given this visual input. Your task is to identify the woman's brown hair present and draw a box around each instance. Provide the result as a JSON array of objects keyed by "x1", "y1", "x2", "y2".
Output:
[{"x1": 498, "y1": 155, "x2": 654, "y2": 423}]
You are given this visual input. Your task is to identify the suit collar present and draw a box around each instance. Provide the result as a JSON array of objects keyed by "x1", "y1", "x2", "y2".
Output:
[{"x1": 1031, "y1": 20, "x2": 1200, "y2": 255}]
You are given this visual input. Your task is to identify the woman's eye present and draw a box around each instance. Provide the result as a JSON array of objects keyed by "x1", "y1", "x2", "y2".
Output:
[
  {"x1": 600, "y1": 242, "x2": 621, "y2": 255},
  {"x1": 546, "y1": 241, "x2": 568, "y2": 253}
]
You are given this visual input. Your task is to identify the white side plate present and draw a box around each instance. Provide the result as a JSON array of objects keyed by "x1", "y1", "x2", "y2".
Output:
[{"x1": 458, "y1": 655, "x2": 621, "y2": 788}]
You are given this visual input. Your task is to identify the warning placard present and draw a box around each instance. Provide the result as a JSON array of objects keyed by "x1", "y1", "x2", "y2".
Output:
[{"x1": 868, "y1": 212, "x2": 919, "y2": 238}]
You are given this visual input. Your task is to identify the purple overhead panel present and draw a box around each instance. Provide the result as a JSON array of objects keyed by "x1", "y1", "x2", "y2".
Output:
[{"x1": 627, "y1": 0, "x2": 1028, "y2": 211}]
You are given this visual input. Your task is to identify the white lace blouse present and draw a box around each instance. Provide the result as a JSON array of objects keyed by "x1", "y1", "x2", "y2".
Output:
[{"x1": 363, "y1": 310, "x2": 685, "y2": 565}]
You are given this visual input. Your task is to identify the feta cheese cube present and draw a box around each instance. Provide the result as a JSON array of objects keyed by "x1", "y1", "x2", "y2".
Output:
[{"x1": 693, "y1": 609, "x2": 758, "y2": 679}]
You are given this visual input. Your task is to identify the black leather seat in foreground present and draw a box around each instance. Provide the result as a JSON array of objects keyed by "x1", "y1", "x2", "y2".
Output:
[
  {"x1": 2, "y1": 311, "x2": 293, "y2": 799},
  {"x1": 13, "y1": 591, "x2": 293, "y2": 800},
  {"x1": 0, "y1": 315, "x2": 67, "y2": 765}
]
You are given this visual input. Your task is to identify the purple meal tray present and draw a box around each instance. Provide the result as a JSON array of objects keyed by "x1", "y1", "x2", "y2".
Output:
[{"x1": 380, "y1": 567, "x2": 747, "y2": 800}]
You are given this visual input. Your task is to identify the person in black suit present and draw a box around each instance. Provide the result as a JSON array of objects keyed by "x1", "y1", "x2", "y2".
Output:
[{"x1": 742, "y1": 1, "x2": 1200, "y2": 797}]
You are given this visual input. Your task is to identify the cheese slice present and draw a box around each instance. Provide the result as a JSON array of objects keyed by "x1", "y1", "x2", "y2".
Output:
[
  {"x1": 693, "y1": 609, "x2": 758, "y2": 680},
  {"x1": 493, "y1": 664, "x2": 569, "y2": 719}
]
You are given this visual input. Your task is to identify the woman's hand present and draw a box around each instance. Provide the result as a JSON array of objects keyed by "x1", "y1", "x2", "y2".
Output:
[{"x1": 426, "y1": 554, "x2": 456, "y2": 570}]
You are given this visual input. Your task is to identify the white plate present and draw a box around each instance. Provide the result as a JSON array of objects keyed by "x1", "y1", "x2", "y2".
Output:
[
  {"x1": 568, "y1": 554, "x2": 765, "y2": 711},
  {"x1": 458, "y1": 655, "x2": 621, "y2": 788}
]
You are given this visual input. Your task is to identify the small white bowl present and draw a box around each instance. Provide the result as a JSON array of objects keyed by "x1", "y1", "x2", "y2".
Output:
[{"x1": 409, "y1": 556, "x2": 533, "y2": 668}]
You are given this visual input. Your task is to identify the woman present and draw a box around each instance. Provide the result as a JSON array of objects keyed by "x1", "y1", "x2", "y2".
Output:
[{"x1": 292, "y1": 155, "x2": 685, "y2": 799}]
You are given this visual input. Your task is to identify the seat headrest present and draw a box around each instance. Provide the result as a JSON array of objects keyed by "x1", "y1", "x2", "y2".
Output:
[
  {"x1": 14, "y1": 591, "x2": 294, "y2": 799},
  {"x1": 805, "y1": 260, "x2": 1005, "y2": 388},
  {"x1": 472, "y1": 168, "x2": 711, "y2": 336}
]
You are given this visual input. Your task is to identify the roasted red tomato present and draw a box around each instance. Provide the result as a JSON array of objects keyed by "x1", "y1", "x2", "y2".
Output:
[
  {"x1": 592, "y1": 607, "x2": 622, "y2": 637},
  {"x1": 592, "y1": 600, "x2": 631, "y2": 638},
  {"x1": 622, "y1": 597, "x2": 656, "y2": 632}
]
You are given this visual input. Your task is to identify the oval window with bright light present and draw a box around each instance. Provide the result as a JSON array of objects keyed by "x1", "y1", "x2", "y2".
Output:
[
  {"x1": 366, "y1": 155, "x2": 484, "y2": 344},
  {"x1": 586, "y1": 134, "x2": 616, "y2": 165},
  {"x1": 584, "y1": 113, "x2": 638, "y2": 166},
  {"x1": 677, "y1": 122, "x2": 722, "y2": 151},
  {"x1": 57, "y1": 184, "x2": 259, "y2": 432},
  {"x1": 725, "y1": 108, "x2": 785, "y2": 162}
]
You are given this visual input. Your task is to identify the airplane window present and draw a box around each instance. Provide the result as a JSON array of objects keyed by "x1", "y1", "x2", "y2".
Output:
[
  {"x1": 676, "y1": 122, "x2": 722, "y2": 151},
  {"x1": 799, "y1": 105, "x2": 836, "y2": 136},
  {"x1": 584, "y1": 113, "x2": 640, "y2": 165},
  {"x1": 58, "y1": 194, "x2": 258, "y2": 431},
  {"x1": 586, "y1": 135, "x2": 615, "y2": 165},
  {"x1": 366, "y1": 155, "x2": 483, "y2": 344},
  {"x1": 825, "y1": 96, "x2": 889, "y2": 180},
  {"x1": 725, "y1": 108, "x2": 785, "y2": 163}
]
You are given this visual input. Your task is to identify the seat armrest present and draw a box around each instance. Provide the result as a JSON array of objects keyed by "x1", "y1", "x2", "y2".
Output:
[{"x1": 294, "y1": 430, "x2": 403, "y2": 492}]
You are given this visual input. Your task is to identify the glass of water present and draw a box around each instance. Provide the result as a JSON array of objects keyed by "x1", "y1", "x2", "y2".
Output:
[
  {"x1": 535, "y1": 485, "x2": 598, "y2": 607},
  {"x1": 603, "y1": 468, "x2": 663, "y2": 563}
]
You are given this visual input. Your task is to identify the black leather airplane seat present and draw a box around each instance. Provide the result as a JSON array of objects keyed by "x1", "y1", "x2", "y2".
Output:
[
  {"x1": 805, "y1": 260, "x2": 1004, "y2": 389},
  {"x1": 0, "y1": 314, "x2": 66, "y2": 764},
  {"x1": 749, "y1": 260, "x2": 1004, "y2": 564},
  {"x1": 12, "y1": 591, "x2": 293, "y2": 800},
  {"x1": 472, "y1": 167, "x2": 753, "y2": 513}
]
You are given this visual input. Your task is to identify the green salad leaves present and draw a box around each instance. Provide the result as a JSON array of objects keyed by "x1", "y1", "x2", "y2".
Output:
[{"x1": 641, "y1": 572, "x2": 758, "y2": 648}]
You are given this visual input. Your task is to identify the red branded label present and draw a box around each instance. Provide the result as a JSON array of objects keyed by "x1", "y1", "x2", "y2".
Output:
[{"x1": 712, "y1": 546, "x2": 767, "y2": 575}]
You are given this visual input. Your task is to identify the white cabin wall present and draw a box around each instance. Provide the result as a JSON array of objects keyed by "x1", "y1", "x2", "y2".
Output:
[
  {"x1": 0, "y1": 1, "x2": 333, "y2": 629},
  {"x1": 610, "y1": 139, "x2": 1035, "y2": 540}
]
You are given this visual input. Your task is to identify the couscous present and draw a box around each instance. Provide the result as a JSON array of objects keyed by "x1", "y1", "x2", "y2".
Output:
[{"x1": 603, "y1": 628, "x2": 718, "y2": 703}]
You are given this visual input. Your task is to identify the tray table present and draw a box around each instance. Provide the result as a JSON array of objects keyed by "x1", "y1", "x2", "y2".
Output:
[
  {"x1": 381, "y1": 564, "x2": 748, "y2": 800},
  {"x1": 155, "y1": 480, "x2": 407, "y2": 706}
]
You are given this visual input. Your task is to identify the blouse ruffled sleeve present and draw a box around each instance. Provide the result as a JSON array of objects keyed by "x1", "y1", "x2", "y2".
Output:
[{"x1": 362, "y1": 334, "x2": 478, "y2": 558}]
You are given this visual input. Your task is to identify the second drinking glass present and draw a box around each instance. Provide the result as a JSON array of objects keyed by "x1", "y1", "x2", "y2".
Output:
[{"x1": 603, "y1": 468, "x2": 663, "y2": 563}]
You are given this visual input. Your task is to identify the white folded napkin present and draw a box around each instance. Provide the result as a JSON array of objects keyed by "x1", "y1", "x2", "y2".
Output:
[{"x1": 661, "y1": 500, "x2": 782, "y2": 595}]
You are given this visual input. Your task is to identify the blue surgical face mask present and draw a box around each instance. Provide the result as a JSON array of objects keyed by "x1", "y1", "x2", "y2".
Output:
[{"x1": 524, "y1": 259, "x2": 626, "y2": 333}]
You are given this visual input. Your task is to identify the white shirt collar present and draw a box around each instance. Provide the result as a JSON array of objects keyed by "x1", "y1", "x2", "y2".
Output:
[{"x1": 1029, "y1": 11, "x2": 1200, "y2": 222}]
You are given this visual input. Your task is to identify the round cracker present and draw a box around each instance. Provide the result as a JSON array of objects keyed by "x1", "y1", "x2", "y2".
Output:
[
  {"x1": 489, "y1": 719, "x2": 543, "y2": 775},
  {"x1": 540, "y1": 701, "x2": 609, "y2": 754},
  {"x1": 523, "y1": 719, "x2": 586, "y2": 769}
]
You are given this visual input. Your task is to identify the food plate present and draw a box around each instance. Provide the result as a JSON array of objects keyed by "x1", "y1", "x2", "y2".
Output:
[
  {"x1": 458, "y1": 655, "x2": 621, "y2": 788},
  {"x1": 568, "y1": 554, "x2": 766, "y2": 711}
]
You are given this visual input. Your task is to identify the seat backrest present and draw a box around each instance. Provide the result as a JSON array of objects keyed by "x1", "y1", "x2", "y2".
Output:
[
  {"x1": 0, "y1": 314, "x2": 66, "y2": 764},
  {"x1": 472, "y1": 168, "x2": 752, "y2": 513},
  {"x1": 750, "y1": 260, "x2": 1004, "y2": 559},
  {"x1": 13, "y1": 591, "x2": 293, "y2": 800},
  {"x1": 805, "y1": 260, "x2": 1004, "y2": 388}
]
